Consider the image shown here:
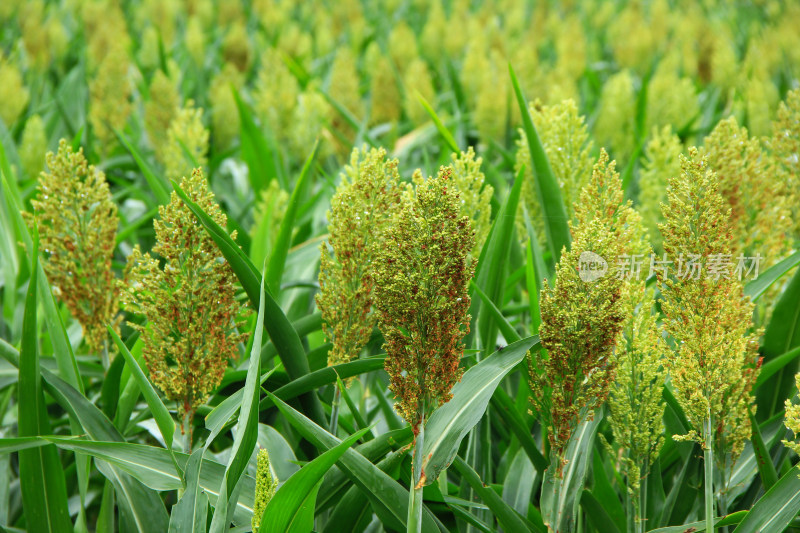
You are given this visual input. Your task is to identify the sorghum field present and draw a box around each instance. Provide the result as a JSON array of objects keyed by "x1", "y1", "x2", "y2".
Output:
[{"x1": 1, "y1": 0, "x2": 800, "y2": 532}]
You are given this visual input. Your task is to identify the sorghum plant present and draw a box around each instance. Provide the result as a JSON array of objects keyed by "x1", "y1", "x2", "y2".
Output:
[
  {"x1": 120, "y1": 168, "x2": 247, "y2": 444},
  {"x1": 638, "y1": 125, "x2": 682, "y2": 252},
  {"x1": 606, "y1": 286, "x2": 666, "y2": 533},
  {"x1": 373, "y1": 166, "x2": 475, "y2": 430},
  {"x1": 516, "y1": 98, "x2": 593, "y2": 245},
  {"x1": 768, "y1": 88, "x2": 800, "y2": 238},
  {"x1": 530, "y1": 150, "x2": 643, "y2": 532},
  {"x1": 25, "y1": 139, "x2": 120, "y2": 357},
  {"x1": 373, "y1": 166, "x2": 475, "y2": 532},
  {"x1": 658, "y1": 148, "x2": 761, "y2": 531},
  {"x1": 530, "y1": 149, "x2": 641, "y2": 467}
]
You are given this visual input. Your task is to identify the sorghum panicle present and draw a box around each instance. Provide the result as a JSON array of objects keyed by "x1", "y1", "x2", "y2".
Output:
[
  {"x1": 658, "y1": 148, "x2": 761, "y2": 463},
  {"x1": 251, "y1": 449, "x2": 278, "y2": 533},
  {"x1": 317, "y1": 147, "x2": 403, "y2": 367},
  {"x1": 120, "y1": 169, "x2": 248, "y2": 420},
  {"x1": 373, "y1": 166, "x2": 476, "y2": 430},
  {"x1": 605, "y1": 285, "x2": 666, "y2": 497},
  {"x1": 25, "y1": 139, "x2": 120, "y2": 354},
  {"x1": 516, "y1": 98, "x2": 593, "y2": 246},
  {"x1": 530, "y1": 150, "x2": 641, "y2": 467},
  {"x1": 445, "y1": 148, "x2": 493, "y2": 257}
]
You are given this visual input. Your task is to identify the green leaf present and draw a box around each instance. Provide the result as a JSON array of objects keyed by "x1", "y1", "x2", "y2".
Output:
[
  {"x1": 744, "y1": 249, "x2": 800, "y2": 301},
  {"x1": 108, "y1": 327, "x2": 179, "y2": 475},
  {"x1": 647, "y1": 510, "x2": 746, "y2": 532},
  {"x1": 421, "y1": 336, "x2": 539, "y2": 486},
  {"x1": 509, "y1": 63, "x2": 571, "y2": 263},
  {"x1": 172, "y1": 180, "x2": 327, "y2": 426},
  {"x1": 17, "y1": 240, "x2": 72, "y2": 533},
  {"x1": 259, "y1": 429, "x2": 369, "y2": 532},
  {"x1": 417, "y1": 92, "x2": 460, "y2": 153},
  {"x1": 234, "y1": 88, "x2": 283, "y2": 192},
  {"x1": 267, "y1": 391, "x2": 439, "y2": 532},
  {"x1": 258, "y1": 357, "x2": 386, "y2": 411},
  {"x1": 580, "y1": 490, "x2": 622, "y2": 533},
  {"x1": 756, "y1": 345, "x2": 800, "y2": 389},
  {"x1": 590, "y1": 448, "x2": 626, "y2": 532},
  {"x1": 36, "y1": 437, "x2": 254, "y2": 526},
  {"x1": 748, "y1": 408, "x2": 779, "y2": 490},
  {"x1": 266, "y1": 140, "x2": 317, "y2": 295},
  {"x1": 114, "y1": 128, "x2": 171, "y2": 205},
  {"x1": 473, "y1": 165, "x2": 524, "y2": 353},
  {"x1": 209, "y1": 271, "x2": 266, "y2": 532},
  {"x1": 169, "y1": 449, "x2": 208, "y2": 533},
  {"x1": 489, "y1": 388, "x2": 548, "y2": 474},
  {"x1": 470, "y1": 280, "x2": 520, "y2": 344},
  {"x1": 732, "y1": 466, "x2": 800, "y2": 533},
  {"x1": 502, "y1": 448, "x2": 536, "y2": 516},
  {"x1": 322, "y1": 451, "x2": 406, "y2": 532},
  {"x1": 525, "y1": 240, "x2": 542, "y2": 334},
  {"x1": 756, "y1": 268, "x2": 800, "y2": 421},
  {"x1": 541, "y1": 411, "x2": 602, "y2": 533},
  {"x1": 205, "y1": 370, "x2": 275, "y2": 445},
  {"x1": 451, "y1": 456, "x2": 538, "y2": 533}
]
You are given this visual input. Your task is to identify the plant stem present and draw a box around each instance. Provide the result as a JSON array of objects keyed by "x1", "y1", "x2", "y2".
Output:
[
  {"x1": 329, "y1": 386, "x2": 341, "y2": 436},
  {"x1": 408, "y1": 408, "x2": 425, "y2": 533},
  {"x1": 182, "y1": 410, "x2": 192, "y2": 454},
  {"x1": 626, "y1": 483, "x2": 636, "y2": 533},
  {"x1": 101, "y1": 340, "x2": 109, "y2": 373},
  {"x1": 638, "y1": 465, "x2": 647, "y2": 533},
  {"x1": 704, "y1": 415, "x2": 714, "y2": 533}
]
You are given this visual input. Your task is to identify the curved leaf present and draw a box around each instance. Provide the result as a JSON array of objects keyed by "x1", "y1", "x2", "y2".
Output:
[
  {"x1": 509, "y1": 63, "x2": 571, "y2": 262},
  {"x1": 267, "y1": 391, "x2": 439, "y2": 532},
  {"x1": 421, "y1": 336, "x2": 539, "y2": 486},
  {"x1": 17, "y1": 243, "x2": 72, "y2": 533},
  {"x1": 732, "y1": 466, "x2": 800, "y2": 533},
  {"x1": 260, "y1": 429, "x2": 368, "y2": 532}
]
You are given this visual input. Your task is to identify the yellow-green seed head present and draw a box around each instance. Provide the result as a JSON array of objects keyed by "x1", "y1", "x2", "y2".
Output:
[
  {"x1": 145, "y1": 70, "x2": 180, "y2": 164},
  {"x1": 403, "y1": 58, "x2": 435, "y2": 127},
  {"x1": 25, "y1": 139, "x2": 120, "y2": 354},
  {"x1": 638, "y1": 126, "x2": 682, "y2": 252},
  {"x1": 19, "y1": 114, "x2": 47, "y2": 179},
  {"x1": 373, "y1": 166, "x2": 476, "y2": 429},
  {"x1": 516, "y1": 98, "x2": 594, "y2": 246},
  {"x1": 531, "y1": 150, "x2": 641, "y2": 469},
  {"x1": 449, "y1": 148, "x2": 493, "y2": 257},
  {"x1": 657, "y1": 148, "x2": 761, "y2": 464},
  {"x1": 594, "y1": 70, "x2": 636, "y2": 162},
  {"x1": 0, "y1": 54, "x2": 29, "y2": 127},
  {"x1": 252, "y1": 449, "x2": 278, "y2": 533},
  {"x1": 164, "y1": 101, "x2": 209, "y2": 183},
  {"x1": 209, "y1": 63, "x2": 244, "y2": 149},
  {"x1": 317, "y1": 147, "x2": 403, "y2": 368},
  {"x1": 88, "y1": 41, "x2": 131, "y2": 151},
  {"x1": 120, "y1": 169, "x2": 248, "y2": 419}
]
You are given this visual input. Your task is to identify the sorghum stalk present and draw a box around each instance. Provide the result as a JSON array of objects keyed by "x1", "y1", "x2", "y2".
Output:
[
  {"x1": 408, "y1": 403, "x2": 426, "y2": 533},
  {"x1": 373, "y1": 166, "x2": 475, "y2": 522},
  {"x1": 705, "y1": 414, "x2": 714, "y2": 533}
]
